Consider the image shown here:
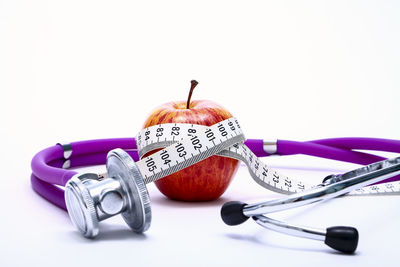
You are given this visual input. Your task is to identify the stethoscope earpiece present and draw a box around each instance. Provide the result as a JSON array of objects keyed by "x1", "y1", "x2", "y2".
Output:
[
  {"x1": 65, "y1": 149, "x2": 151, "y2": 238},
  {"x1": 324, "y1": 226, "x2": 359, "y2": 254},
  {"x1": 220, "y1": 201, "x2": 249, "y2": 226}
]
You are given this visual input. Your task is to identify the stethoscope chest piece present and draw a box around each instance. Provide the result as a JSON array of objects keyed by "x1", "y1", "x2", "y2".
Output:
[{"x1": 65, "y1": 149, "x2": 152, "y2": 238}]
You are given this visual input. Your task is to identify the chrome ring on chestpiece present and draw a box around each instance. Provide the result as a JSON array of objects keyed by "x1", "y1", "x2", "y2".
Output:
[{"x1": 64, "y1": 149, "x2": 151, "y2": 238}]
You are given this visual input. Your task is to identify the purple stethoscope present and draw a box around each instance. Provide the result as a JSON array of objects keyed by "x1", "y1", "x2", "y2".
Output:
[{"x1": 31, "y1": 137, "x2": 400, "y2": 254}]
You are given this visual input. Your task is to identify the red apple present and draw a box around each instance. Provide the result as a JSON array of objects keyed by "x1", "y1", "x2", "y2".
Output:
[{"x1": 142, "y1": 81, "x2": 240, "y2": 201}]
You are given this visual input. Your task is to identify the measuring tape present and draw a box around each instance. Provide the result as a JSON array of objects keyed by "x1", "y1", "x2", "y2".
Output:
[{"x1": 135, "y1": 117, "x2": 400, "y2": 196}]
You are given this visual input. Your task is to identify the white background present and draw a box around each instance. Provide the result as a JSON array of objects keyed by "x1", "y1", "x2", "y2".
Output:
[{"x1": 0, "y1": 0, "x2": 399, "y2": 266}]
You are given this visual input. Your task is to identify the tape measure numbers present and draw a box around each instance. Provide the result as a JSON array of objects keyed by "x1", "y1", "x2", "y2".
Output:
[{"x1": 134, "y1": 117, "x2": 400, "y2": 196}]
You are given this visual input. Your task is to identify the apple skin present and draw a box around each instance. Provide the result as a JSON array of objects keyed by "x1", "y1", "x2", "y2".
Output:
[{"x1": 142, "y1": 100, "x2": 240, "y2": 201}]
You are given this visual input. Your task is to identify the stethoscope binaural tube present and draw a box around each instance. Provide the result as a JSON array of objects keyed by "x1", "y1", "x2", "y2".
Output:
[{"x1": 221, "y1": 156, "x2": 400, "y2": 253}]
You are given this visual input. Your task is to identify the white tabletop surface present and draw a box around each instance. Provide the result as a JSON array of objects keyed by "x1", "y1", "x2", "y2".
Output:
[{"x1": 1, "y1": 1, "x2": 399, "y2": 266}]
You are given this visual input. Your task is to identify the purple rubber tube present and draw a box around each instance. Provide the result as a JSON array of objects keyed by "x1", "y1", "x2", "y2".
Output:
[
  {"x1": 31, "y1": 146, "x2": 78, "y2": 186},
  {"x1": 47, "y1": 150, "x2": 140, "y2": 172},
  {"x1": 244, "y1": 139, "x2": 270, "y2": 157},
  {"x1": 31, "y1": 138, "x2": 136, "y2": 186},
  {"x1": 31, "y1": 174, "x2": 67, "y2": 210},
  {"x1": 277, "y1": 139, "x2": 400, "y2": 183},
  {"x1": 31, "y1": 137, "x2": 400, "y2": 210},
  {"x1": 277, "y1": 140, "x2": 386, "y2": 165},
  {"x1": 30, "y1": 138, "x2": 265, "y2": 209},
  {"x1": 309, "y1": 137, "x2": 400, "y2": 153},
  {"x1": 62, "y1": 138, "x2": 136, "y2": 156},
  {"x1": 32, "y1": 138, "x2": 262, "y2": 186}
]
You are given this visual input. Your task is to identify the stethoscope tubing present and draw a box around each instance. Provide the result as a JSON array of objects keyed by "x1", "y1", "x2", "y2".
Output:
[{"x1": 30, "y1": 137, "x2": 400, "y2": 211}]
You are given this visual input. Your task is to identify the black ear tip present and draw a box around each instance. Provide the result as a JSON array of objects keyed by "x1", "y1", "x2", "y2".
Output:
[
  {"x1": 220, "y1": 201, "x2": 249, "y2": 226},
  {"x1": 325, "y1": 226, "x2": 359, "y2": 254}
]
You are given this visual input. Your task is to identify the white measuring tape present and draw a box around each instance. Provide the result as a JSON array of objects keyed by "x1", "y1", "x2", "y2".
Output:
[{"x1": 135, "y1": 117, "x2": 400, "y2": 196}]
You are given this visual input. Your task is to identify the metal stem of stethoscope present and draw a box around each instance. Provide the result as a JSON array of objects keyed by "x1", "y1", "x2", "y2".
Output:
[{"x1": 220, "y1": 157, "x2": 400, "y2": 253}]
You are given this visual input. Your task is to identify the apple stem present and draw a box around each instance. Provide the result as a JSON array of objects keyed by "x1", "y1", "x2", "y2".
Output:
[{"x1": 186, "y1": 80, "x2": 199, "y2": 109}]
